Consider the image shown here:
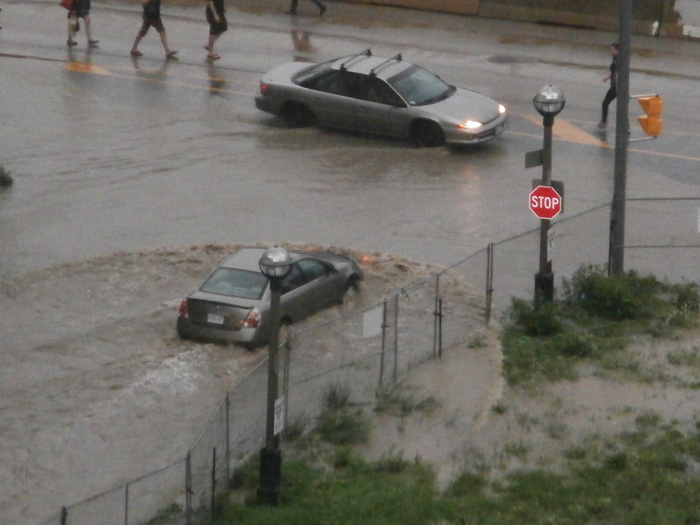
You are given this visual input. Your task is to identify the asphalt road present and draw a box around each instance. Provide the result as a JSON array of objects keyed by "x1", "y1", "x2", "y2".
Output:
[{"x1": 1, "y1": 0, "x2": 699, "y2": 276}]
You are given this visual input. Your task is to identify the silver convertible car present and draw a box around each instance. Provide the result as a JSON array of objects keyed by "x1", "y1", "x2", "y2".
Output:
[
  {"x1": 254, "y1": 49, "x2": 508, "y2": 147},
  {"x1": 177, "y1": 248, "x2": 363, "y2": 348}
]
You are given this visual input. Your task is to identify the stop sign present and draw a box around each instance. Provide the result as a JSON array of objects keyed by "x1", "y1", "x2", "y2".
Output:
[{"x1": 529, "y1": 185, "x2": 562, "y2": 219}]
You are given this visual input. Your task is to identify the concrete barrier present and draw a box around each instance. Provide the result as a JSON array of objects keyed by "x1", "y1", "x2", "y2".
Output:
[{"x1": 336, "y1": 0, "x2": 700, "y2": 40}]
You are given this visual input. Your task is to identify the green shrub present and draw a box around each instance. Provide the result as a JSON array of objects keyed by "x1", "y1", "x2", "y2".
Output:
[
  {"x1": 546, "y1": 330, "x2": 594, "y2": 358},
  {"x1": 562, "y1": 264, "x2": 659, "y2": 320},
  {"x1": 675, "y1": 283, "x2": 700, "y2": 312},
  {"x1": 605, "y1": 452, "x2": 628, "y2": 470},
  {"x1": 322, "y1": 382, "x2": 350, "y2": 411},
  {"x1": 316, "y1": 383, "x2": 371, "y2": 445},
  {"x1": 509, "y1": 297, "x2": 563, "y2": 336}
]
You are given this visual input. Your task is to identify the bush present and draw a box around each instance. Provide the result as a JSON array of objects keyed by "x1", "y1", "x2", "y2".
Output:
[
  {"x1": 562, "y1": 264, "x2": 660, "y2": 320},
  {"x1": 316, "y1": 383, "x2": 371, "y2": 445},
  {"x1": 554, "y1": 331, "x2": 595, "y2": 358},
  {"x1": 509, "y1": 297, "x2": 563, "y2": 336}
]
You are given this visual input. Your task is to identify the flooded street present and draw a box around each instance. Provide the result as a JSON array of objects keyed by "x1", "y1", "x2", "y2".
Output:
[{"x1": 1, "y1": 0, "x2": 700, "y2": 522}]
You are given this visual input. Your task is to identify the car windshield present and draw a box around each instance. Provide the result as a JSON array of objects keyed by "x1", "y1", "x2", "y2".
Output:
[
  {"x1": 387, "y1": 65, "x2": 455, "y2": 106},
  {"x1": 200, "y1": 268, "x2": 268, "y2": 300}
]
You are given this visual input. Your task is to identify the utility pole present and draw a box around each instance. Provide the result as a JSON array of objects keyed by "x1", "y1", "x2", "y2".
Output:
[{"x1": 608, "y1": 0, "x2": 631, "y2": 276}]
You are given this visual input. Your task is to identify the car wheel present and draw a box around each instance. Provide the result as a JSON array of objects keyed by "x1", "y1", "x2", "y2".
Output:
[
  {"x1": 410, "y1": 120, "x2": 445, "y2": 148},
  {"x1": 281, "y1": 102, "x2": 315, "y2": 127},
  {"x1": 340, "y1": 275, "x2": 361, "y2": 304}
]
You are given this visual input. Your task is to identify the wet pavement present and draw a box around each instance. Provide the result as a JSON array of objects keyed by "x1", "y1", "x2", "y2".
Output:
[{"x1": 0, "y1": 0, "x2": 699, "y2": 275}]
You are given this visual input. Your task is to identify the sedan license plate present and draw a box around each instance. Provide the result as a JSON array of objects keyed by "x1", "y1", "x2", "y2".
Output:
[{"x1": 207, "y1": 313, "x2": 224, "y2": 325}]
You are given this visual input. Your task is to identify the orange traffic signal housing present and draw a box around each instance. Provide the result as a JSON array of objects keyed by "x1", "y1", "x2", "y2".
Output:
[{"x1": 637, "y1": 95, "x2": 663, "y2": 137}]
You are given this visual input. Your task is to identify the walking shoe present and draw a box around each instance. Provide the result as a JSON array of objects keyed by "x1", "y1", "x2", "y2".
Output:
[
  {"x1": 596, "y1": 121, "x2": 607, "y2": 129},
  {"x1": 286, "y1": 8, "x2": 296, "y2": 14},
  {"x1": 88, "y1": 40, "x2": 99, "y2": 46},
  {"x1": 67, "y1": 39, "x2": 78, "y2": 46}
]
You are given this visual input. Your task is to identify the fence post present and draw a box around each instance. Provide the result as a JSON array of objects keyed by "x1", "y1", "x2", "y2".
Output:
[
  {"x1": 225, "y1": 391, "x2": 230, "y2": 488},
  {"x1": 485, "y1": 243, "x2": 494, "y2": 325},
  {"x1": 124, "y1": 483, "x2": 129, "y2": 525},
  {"x1": 60, "y1": 507, "x2": 67, "y2": 525},
  {"x1": 211, "y1": 447, "x2": 217, "y2": 518},
  {"x1": 437, "y1": 299, "x2": 443, "y2": 358},
  {"x1": 283, "y1": 337, "x2": 291, "y2": 439},
  {"x1": 433, "y1": 274, "x2": 441, "y2": 357},
  {"x1": 393, "y1": 294, "x2": 399, "y2": 383},
  {"x1": 378, "y1": 299, "x2": 387, "y2": 387},
  {"x1": 185, "y1": 451, "x2": 192, "y2": 525}
]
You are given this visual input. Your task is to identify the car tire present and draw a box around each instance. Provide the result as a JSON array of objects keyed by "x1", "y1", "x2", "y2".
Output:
[
  {"x1": 340, "y1": 275, "x2": 361, "y2": 304},
  {"x1": 281, "y1": 102, "x2": 315, "y2": 127},
  {"x1": 410, "y1": 120, "x2": 445, "y2": 148}
]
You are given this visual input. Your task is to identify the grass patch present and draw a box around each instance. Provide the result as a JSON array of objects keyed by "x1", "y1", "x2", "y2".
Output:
[
  {"x1": 211, "y1": 426, "x2": 700, "y2": 525},
  {"x1": 502, "y1": 265, "x2": 700, "y2": 387},
  {"x1": 315, "y1": 383, "x2": 372, "y2": 446},
  {"x1": 374, "y1": 382, "x2": 440, "y2": 417}
]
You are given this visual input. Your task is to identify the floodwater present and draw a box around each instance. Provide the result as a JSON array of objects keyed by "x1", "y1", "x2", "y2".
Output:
[{"x1": 1, "y1": 0, "x2": 700, "y2": 522}]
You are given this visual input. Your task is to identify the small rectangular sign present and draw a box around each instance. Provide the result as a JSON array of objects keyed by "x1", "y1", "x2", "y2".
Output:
[
  {"x1": 525, "y1": 149, "x2": 543, "y2": 169},
  {"x1": 548, "y1": 228, "x2": 555, "y2": 262},
  {"x1": 363, "y1": 305, "x2": 383, "y2": 338},
  {"x1": 274, "y1": 395, "x2": 285, "y2": 436}
]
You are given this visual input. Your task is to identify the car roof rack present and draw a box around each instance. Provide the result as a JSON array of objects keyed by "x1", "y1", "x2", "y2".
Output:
[
  {"x1": 370, "y1": 53, "x2": 402, "y2": 76},
  {"x1": 339, "y1": 48, "x2": 372, "y2": 71}
]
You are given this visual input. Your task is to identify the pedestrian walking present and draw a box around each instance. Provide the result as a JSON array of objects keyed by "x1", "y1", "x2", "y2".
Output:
[
  {"x1": 287, "y1": 0, "x2": 326, "y2": 16},
  {"x1": 204, "y1": 0, "x2": 227, "y2": 60},
  {"x1": 597, "y1": 42, "x2": 619, "y2": 129},
  {"x1": 67, "y1": 0, "x2": 99, "y2": 47},
  {"x1": 130, "y1": 0, "x2": 178, "y2": 59}
]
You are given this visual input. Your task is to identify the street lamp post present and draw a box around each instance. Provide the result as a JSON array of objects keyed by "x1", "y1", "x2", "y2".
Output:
[
  {"x1": 257, "y1": 245, "x2": 292, "y2": 505},
  {"x1": 532, "y1": 84, "x2": 566, "y2": 302}
]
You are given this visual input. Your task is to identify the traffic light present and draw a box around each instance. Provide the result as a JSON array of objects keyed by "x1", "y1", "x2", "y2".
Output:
[{"x1": 637, "y1": 95, "x2": 663, "y2": 137}]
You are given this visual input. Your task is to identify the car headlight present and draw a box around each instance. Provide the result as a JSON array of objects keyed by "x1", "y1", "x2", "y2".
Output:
[
  {"x1": 499, "y1": 104, "x2": 506, "y2": 114},
  {"x1": 460, "y1": 120, "x2": 482, "y2": 130}
]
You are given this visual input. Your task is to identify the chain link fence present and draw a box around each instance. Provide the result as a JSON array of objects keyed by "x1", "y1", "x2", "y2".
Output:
[{"x1": 41, "y1": 198, "x2": 700, "y2": 525}]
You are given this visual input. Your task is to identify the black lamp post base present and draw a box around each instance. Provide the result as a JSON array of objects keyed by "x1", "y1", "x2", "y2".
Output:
[
  {"x1": 258, "y1": 448, "x2": 282, "y2": 505},
  {"x1": 535, "y1": 271, "x2": 554, "y2": 302}
]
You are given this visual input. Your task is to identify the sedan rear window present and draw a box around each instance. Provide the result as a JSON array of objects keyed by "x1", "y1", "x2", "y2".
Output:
[
  {"x1": 293, "y1": 61, "x2": 333, "y2": 85},
  {"x1": 200, "y1": 268, "x2": 268, "y2": 299}
]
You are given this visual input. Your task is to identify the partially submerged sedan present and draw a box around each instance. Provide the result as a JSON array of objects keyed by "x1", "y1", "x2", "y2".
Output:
[
  {"x1": 254, "y1": 49, "x2": 508, "y2": 147},
  {"x1": 177, "y1": 248, "x2": 363, "y2": 348}
]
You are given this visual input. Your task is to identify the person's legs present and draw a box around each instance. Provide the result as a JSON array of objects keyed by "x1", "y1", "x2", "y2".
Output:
[
  {"x1": 158, "y1": 26, "x2": 177, "y2": 57},
  {"x1": 150, "y1": 17, "x2": 174, "y2": 56},
  {"x1": 287, "y1": 0, "x2": 298, "y2": 14},
  {"x1": 83, "y1": 14, "x2": 98, "y2": 44},
  {"x1": 206, "y1": 15, "x2": 225, "y2": 58},
  {"x1": 206, "y1": 33, "x2": 220, "y2": 57},
  {"x1": 599, "y1": 87, "x2": 617, "y2": 127},
  {"x1": 131, "y1": 19, "x2": 149, "y2": 55},
  {"x1": 67, "y1": 12, "x2": 78, "y2": 45}
]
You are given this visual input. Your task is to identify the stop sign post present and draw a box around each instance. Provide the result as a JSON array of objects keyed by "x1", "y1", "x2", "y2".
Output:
[{"x1": 529, "y1": 185, "x2": 562, "y2": 220}]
